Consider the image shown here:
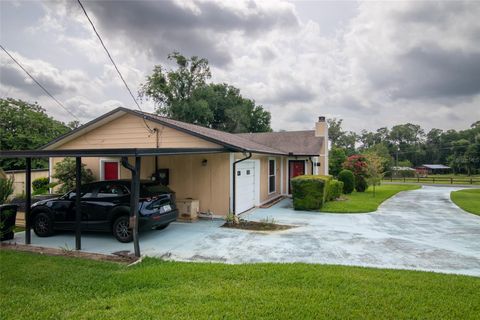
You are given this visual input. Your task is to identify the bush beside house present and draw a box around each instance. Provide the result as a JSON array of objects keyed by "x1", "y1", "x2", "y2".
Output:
[
  {"x1": 338, "y1": 169, "x2": 355, "y2": 194},
  {"x1": 343, "y1": 155, "x2": 369, "y2": 192},
  {"x1": 326, "y1": 180, "x2": 344, "y2": 201},
  {"x1": 291, "y1": 175, "x2": 343, "y2": 211}
]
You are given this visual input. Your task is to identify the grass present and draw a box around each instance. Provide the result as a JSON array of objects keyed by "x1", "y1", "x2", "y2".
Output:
[
  {"x1": 1, "y1": 250, "x2": 479, "y2": 319},
  {"x1": 451, "y1": 189, "x2": 480, "y2": 215},
  {"x1": 321, "y1": 184, "x2": 421, "y2": 213}
]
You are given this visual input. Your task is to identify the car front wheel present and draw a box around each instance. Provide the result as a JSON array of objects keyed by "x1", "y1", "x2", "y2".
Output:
[
  {"x1": 113, "y1": 216, "x2": 133, "y2": 243},
  {"x1": 33, "y1": 212, "x2": 54, "y2": 237}
]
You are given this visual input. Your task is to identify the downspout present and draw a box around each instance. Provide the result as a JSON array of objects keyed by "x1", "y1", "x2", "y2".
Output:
[
  {"x1": 232, "y1": 151, "x2": 252, "y2": 215},
  {"x1": 308, "y1": 156, "x2": 314, "y2": 175},
  {"x1": 154, "y1": 128, "x2": 159, "y2": 179}
]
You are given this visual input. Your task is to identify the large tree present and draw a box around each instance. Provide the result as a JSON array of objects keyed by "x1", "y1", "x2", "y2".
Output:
[
  {"x1": 139, "y1": 52, "x2": 271, "y2": 133},
  {"x1": 0, "y1": 98, "x2": 71, "y2": 170}
]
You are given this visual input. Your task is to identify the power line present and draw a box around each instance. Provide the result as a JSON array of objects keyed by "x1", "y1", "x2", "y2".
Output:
[
  {"x1": 76, "y1": 0, "x2": 154, "y2": 133},
  {"x1": 0, "y1": 44, "x2": 80, "y2": 120},
  {"x1": 76, "y1": 0, "x2": 142, "y2": 112}
]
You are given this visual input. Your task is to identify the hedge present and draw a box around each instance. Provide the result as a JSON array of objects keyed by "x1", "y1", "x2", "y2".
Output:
[
  {"x1": 291, "y1": 175, "x2": 331, "y2": 210},
  {"x1": 326, "y1": 180, "x2": 344, "y2": 201},
  {"x1": 355, "y1": 175, "x2": 368, "y2": 192},
  {"x1": 338, "y1": 169, "x2": 355, "y2": 194}
]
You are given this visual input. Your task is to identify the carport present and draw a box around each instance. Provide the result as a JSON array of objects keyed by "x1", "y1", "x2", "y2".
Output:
[{"x1": 0, "y1": 147, "x2": 228, "y2": 257}]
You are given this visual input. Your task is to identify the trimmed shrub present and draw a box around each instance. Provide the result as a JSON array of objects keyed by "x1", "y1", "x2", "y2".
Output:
[
  {"x1": 355, "y1": 175, "x2": 368, "y2": 192},
  {"x1": 338, "y1": 169, "x2": 355, "y2": 194},
  {"x1": 326, "y1": 179, "x2": 344, "y2": 201},
  {"x1": 291, "y1": 175, "x2": 331, "y2": 210},
  {"x1": 32, "y1": 177, "x2": 50, "y2": 193}
]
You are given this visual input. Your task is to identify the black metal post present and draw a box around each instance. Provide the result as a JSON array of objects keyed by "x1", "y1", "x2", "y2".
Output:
[
  {"x1": 25, "y1": 158, "x2": 32, "y2": 244},
  {"x1": 75, "y1": 157, "x2": 82, "y2": 250},
  {"x1": 130, "y1": 157, "x2": 141, "y2": 257}
]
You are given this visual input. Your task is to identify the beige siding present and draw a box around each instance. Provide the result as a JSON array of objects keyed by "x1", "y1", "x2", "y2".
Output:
[
  {"x1": 5, "y1": 170, "x2": 49, "y2": 196},
  {"x1": 56, "y1": 113, "x2": 221, "y2": 150},
  {"x1": 51, "y1": 154, "x2": 230, "y2": 216}
]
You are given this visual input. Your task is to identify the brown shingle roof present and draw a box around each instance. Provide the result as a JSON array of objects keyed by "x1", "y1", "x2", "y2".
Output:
[
  {"x1": 42, "y1": 107, "x2": 321, "y2": 156},
  {"x1": 236, "y1": 131, "x2": 322, "y2": 156},
  {"x1": 133, "y1": 109, "x2": 286, "y2": 155}
]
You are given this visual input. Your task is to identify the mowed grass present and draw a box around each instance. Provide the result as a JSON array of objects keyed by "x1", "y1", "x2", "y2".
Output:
[
  {"x1": 321, "y1": 184, "x2": 421, "y2": 213},
  {"x1": 1, "y1": 250, "x2": 479, "y2": 320},
  {"x1": 451, "y1": 188, "x2": 480, "y2": 215}
]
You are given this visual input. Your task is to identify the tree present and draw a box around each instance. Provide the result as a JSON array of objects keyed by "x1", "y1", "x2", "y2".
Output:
[
  {"x1": 52, "y1": 158, "x2": 94, "y2": 193},
  {"x1": 327, "y1": 118, "x2": 345, "y2": 146},
  {"x1": 329, "y1": 147, "x2": 347, "y2": 177},
  {"x1": 365, "y1": 153, "x2": 385, "y2": 197},
  {"x1": 0, "y1": 98, "x2": 71, "y2": 170},
  {"x1": 140, "y1": 52, "x2": 272, "y2": 133}
]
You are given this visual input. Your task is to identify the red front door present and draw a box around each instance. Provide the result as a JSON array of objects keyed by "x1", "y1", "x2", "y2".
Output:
[
  {"x1": 104, "y1": 162, "x2": 119, "y2": 180},
  {"x1": 289, "y1": 160, "x2": 305, "y2": 193}
]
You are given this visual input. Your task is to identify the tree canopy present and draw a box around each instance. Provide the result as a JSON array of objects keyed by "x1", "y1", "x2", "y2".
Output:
[
  {"x1": 0, "y1": 98, "x2": 71, "y2": 170},
  {"x1": 139, "y1": 52, "x2": 271, "y2": 133},
  {"x1": 328, "y1": 118, "x2": 480, "y2": 175}
]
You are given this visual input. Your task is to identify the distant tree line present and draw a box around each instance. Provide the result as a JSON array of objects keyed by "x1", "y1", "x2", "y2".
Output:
[{"x1": 328, "y1": 118, "x2": 480, "y2": 176}]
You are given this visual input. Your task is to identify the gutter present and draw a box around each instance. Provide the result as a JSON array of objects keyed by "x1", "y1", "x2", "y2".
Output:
[{"x1": 232, "y1": 152, "x2": 252, "y2": 215}]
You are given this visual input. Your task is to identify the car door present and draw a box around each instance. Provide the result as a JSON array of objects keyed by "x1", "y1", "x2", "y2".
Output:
[
  {"x1": 86, "y1": 183, "x2": 130, "y2": 231},
  {"x1": 52, "y1": 184, "x2": 94, "y2": 230}
]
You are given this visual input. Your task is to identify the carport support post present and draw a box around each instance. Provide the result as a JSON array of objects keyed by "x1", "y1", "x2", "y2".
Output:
[
  {"x1": 75, "y1": 157, "x2": 82, "y2": 250},
  {"x1": 25, "y1": 158, "x2": 32, "y2": 245},
  {"x1": 130, "y1": 156, "x2": 141, "y2": 257}
]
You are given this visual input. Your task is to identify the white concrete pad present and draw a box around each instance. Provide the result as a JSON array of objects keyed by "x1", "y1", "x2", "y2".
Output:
[{"x1": 7, "y1": 186, "x2": 480, "y2": 276}]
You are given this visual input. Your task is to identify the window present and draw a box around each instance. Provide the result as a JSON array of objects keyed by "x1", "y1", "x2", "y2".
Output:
[
  {"x1": 268, "y1": 159, "x2": 276, "y2": 194},
  {"x1": 66, "y1": 185, "x2": 94, "y2": 200},
  {"x1": 97, "y1": 184, "x2": 129, "y2": 198}
]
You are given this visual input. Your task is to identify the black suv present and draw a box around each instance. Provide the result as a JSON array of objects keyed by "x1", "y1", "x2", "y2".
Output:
[{"x1": 30, "y1": 180, "x2": 178, "y2": 242}]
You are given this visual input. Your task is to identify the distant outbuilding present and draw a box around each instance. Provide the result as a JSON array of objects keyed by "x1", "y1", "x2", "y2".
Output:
[{"x1": 416, "y1": 164, "x2": 451, "y2": 176}]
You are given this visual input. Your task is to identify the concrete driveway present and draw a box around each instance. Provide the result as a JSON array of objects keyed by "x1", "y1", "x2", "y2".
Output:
[{"x1": 8, "y1": 186, "x2": 480, "y2": 276}]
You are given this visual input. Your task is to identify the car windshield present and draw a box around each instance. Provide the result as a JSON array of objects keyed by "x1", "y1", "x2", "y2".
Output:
[{"x1": 140, "y1": 183, "x2": 172, "y2": 197}]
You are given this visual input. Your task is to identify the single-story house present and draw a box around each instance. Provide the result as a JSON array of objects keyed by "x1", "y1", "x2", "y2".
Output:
[
  {"x1": 415, "y1": 164, "x2": 451, "y2": 176},
  {"x1": 44, "y1": 107, "x2": 328, "y2": 216}
]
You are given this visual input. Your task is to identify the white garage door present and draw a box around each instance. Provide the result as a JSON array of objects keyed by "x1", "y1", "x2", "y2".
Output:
[{"x1": 235, "y1": 161, "x2": 257, "y2": 214}]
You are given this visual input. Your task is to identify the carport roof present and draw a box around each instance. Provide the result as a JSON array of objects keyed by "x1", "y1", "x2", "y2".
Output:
[{"x1": 0, "y1": 147, "x2": 228, "y2": 158}]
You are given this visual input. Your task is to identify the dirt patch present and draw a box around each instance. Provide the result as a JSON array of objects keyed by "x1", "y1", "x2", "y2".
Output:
[
  {"x1": 0, "y1": 243, "x2": 138, "y2": 264},
  {"x1": 222, "y1": 220, "x2": 294, "y2": 231}
]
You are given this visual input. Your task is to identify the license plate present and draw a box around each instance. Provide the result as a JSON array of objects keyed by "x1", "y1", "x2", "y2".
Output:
[{"x1": 162, "y1": 204, "x2": 171, "y2": 212}]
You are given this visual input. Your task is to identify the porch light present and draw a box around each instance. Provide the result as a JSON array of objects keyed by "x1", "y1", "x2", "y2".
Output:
[{"x1": 202, "y1": 159, "x2": 208, "y2": 166}]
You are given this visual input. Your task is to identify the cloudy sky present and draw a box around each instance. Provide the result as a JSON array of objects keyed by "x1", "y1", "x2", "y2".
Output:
[{"x1": 1, "y1": 0, "x2": 479, "y2": 133}]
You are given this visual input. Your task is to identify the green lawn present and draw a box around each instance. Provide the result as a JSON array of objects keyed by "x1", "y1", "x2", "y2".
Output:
[
  {"x1": 321, "y1": 184, "x2": 421, "y2": 213},
  {"x1": 0, "y1": 250, "x2": 479, "y2": 319},
  {"x1": 451, "y1": 189, "x2": 480, "y2": 215}
]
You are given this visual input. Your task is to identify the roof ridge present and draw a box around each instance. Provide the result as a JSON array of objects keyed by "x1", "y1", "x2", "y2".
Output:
[{"x1": 131, "y1": 109, "x2": 287, "y2": 154}]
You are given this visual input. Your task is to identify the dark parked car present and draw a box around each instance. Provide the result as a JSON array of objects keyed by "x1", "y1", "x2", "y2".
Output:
[{"x1": 30, "y1": 180, "x2": 178, "y2": 242}]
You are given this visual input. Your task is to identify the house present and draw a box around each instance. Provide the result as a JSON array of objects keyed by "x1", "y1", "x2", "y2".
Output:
[
  {"x1": 43, "y1": 107, "x2": 328, "y2": 216},
  {"x1": 415, "y1": 164, "x2": 451, "y2": 176}
]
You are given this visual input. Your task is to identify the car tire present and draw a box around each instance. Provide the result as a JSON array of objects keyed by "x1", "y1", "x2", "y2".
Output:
[
  {"x1": 155, "y1": 223, "x2": 170, "y2": 230},
  {"x1": 33, "y1": 212, "x2": 54, "y2": 237},
  {"x1": 112, "y1": 215, "x2": 133, "y2": 243}
]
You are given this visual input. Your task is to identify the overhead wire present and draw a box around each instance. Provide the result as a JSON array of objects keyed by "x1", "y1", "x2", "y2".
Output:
[
  {"x1": 0, "y1": 44, "x2": 80, "y2": 120},
  {"x1": 76, "y1": 0, "x2": 154, "y2": 133}
]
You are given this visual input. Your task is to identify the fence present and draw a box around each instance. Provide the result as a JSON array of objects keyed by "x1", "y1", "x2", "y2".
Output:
[
  {"x1": 384, "y1": 176, "x2": 480, "y2": 185},
  {"x1": 4, "y1": 169, "x2": 50, "y2": 195}
]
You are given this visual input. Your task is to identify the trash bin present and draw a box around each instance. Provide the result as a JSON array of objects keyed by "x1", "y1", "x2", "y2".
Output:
[{"x1": 0, "y1": 204, "x2": 18, "y2": 241}]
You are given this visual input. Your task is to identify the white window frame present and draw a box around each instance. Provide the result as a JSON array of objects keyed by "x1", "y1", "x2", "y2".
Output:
[
  {"x1": 99, "y1": 158, "x2": 121, "y2": 181},
  {"x1": 268, "y1": 158, "x2": 276, "y2": 194}
]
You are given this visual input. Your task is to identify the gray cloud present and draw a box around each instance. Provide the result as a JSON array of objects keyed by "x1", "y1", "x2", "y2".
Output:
[
  {"x1": 0, "y1": 62, "x2": 73, "y2": 97},
  {"x1": 81, "y1": 0, "x2": 299, "y2": 66}
]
